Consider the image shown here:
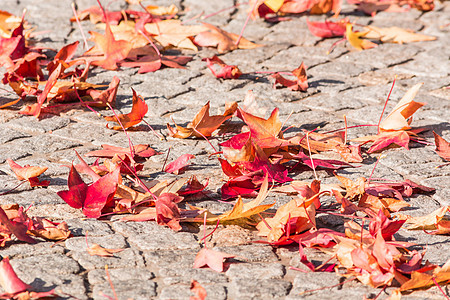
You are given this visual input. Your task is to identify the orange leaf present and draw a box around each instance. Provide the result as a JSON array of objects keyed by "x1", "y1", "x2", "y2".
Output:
[
  {"x1": 346, "y1": 23, "x2": 377, "y2": 50},
  {"x1": 104, "y1": 88, "x2": 148, "y2": 130},
  {"x1": 7, "y1": 159, "x2": 48, "y2": 187},
  {"x1": 194, "y1": 23, "x2": 262, "y2": 53},
  {"x1": 83, "y1": 23, "x2": 132, "y2": 70},
  {"x1": 433, "y1": 131, "x2": 450, "y2": 161},
  {"x1": 87, "y1": 243, "x2": 124, "y2": 257},
  {"x1": 167, "y1": 101, "x2": 237, "y2": 138}
]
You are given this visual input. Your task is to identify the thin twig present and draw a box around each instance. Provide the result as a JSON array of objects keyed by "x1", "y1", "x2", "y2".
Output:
[
  {"x1": 235, "y1": 0, "x2": 259, "y2": 46},
  {"x1": 71, "y1": 3, "x2": 89, "y2": 50}
]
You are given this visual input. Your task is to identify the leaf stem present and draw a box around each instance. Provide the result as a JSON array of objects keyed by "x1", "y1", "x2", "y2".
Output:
[
  {"x1": 71, "y1": 3, "x2": 89, "y2": 50},
  {"x1": 377, "y1": 75, "x2": 397, "y2": 134},
  {"x1": 235, "y1": 0, "x2": 259, "y2": 46}
]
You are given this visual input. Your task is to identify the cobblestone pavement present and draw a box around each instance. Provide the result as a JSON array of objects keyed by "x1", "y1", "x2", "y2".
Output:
[{"x1": 0, "y1": 0, "x2": 449, "y2": 299}]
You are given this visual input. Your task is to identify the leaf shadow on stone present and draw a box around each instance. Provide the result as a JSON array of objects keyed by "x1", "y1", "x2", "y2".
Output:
[
  {"x1": 309, "y1": 79, "x2": 345, "y2": 88},
  {"x1": 29, "y1": 277, "x2": 57, "y2": 293}
]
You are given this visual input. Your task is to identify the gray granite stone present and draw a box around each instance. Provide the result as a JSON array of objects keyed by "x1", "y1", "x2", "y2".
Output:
[
  {"x1": 160, "y1": 283, "x2": 227, "y2": 300},
  {"x1": 226, "y1": 262, "x2": 285, "y2": 280},
  {"x1": 213, "y1": 244, "x2": 279, "y2": 262},
  {"x1": 92, "y1": 280, "x2": 157, "y2": 300},
  {"x1": 65, "y1": 218, "x2": 114, "y2": 236},
  {"x1": 65, "y1": 234, "x2": 128, "y2": 251},
  {"x1": 88, "y1": 267, "x2": 155, "y2": 285},
  {"x1": 70, "y1": 248, "x2": 145, "y2": 270},
  {"x1": 112, "y1": 221, "x2": 200, "y2": 251}
]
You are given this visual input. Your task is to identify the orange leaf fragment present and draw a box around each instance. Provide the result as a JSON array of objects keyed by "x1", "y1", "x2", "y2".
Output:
[
  {"x1": 167, "y1": 101, "x2": 237, "y2": 138},
  {"x1": 87, "y1": 243, "x2": 124, "y2": 257},
  {"x1": 190, "y1": 280, "x2": 207, "y2": 300},
  {"x1": 104, "y1": 88, "x2": 148, "y2": 130},
  {"x1": 7, "y1": 159, "x2": 49, "y2": 187}
]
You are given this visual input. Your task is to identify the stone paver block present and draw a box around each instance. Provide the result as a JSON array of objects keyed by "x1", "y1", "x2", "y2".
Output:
[
  {"x1": 65, "y1": 218, "x2": 114, "y2": 236},
  {"x1": 159, "y1": 284, "x2": 227, "y2": 300},
  {"x1": 70, "y1": 248, "x2": 145, "y2": 270},
  {"x1": 9, "y1": 254, "x2": 81, "y2": 275},
  {"x1": 93, "y1": 280, "x2": 157, "y2": 300},
  {"x1": 112, "y1": 221, "x2": 200, "y2": 251},
  {"x1": 229, "y1": 278, "x2": 292, "y2": 299},
  {"x1": 65, "y1": 234, "x2": 128, "y2": 251},
  {"x1": 213, "y1": 244, "x2": 279, "y2": 262},
  {"x1": 88, "y1": 267, "x2": 155, "y2": 285},
  {"x1": 226, "y1": 262, "x2": 285, "y2": 280}
]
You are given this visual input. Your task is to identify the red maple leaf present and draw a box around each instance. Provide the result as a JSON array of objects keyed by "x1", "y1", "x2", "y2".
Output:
[{"x1": 57, "y1": 164, "x2": 120, "y2": 218}]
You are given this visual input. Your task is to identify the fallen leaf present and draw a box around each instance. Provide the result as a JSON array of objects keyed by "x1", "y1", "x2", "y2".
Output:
[
  {"x1": 156, "y1": 193, "x2": 183, "y2": 231},
  {"x1": 167, "y1": 101, "x2": 237, "y2": 138},
  {"x1": 164, "y1": 154, "x2": 195, "y2": 175},
  {"x1": 204, "y1": 56, "x2": 242, "y2": 79},
  {"x1": 379, "y1": 83, "x2": 424, "y2": 131},
  {"x1": 433, "y1": 131, "x2": 450, "y2": 161},
  {"x1": 190, "y1": 280, "x2": 207, "y2": 300},
  {"x1": 57, "y1": 164, "x2": 120, "y2": 218},
  {"x1": 193, "y1": 248, "x2": 235, "y2": 272},
  {"x1": 82, "y1": 23, "x2": 132, "y2": 70},
  {"x1": 87, "y1": 243, "x2": 124, "y2": 257},
  {"x1": 121, "y1": 51, "x2": 192, "y2": 73},
  {"x1": 85, "y1": 144, "x2": 160, "y2": 162},
  {"x1": 405, "y1": 206, "x2": 449, "y2": 230},
  {"x1": 346, "y1": 23, "x2": 377, "y2": 50},
  {"x1": 6, "y1": 159, "x2": 49, "y2": 187},
  {"x1": 306, "y1": 18, "x2": 348, "y2": 38},
  {"x1": 28, "y1": 218, "x2": 71, "y2": 241},
  {"x1": 194, "y1": 23, "x2": 262, "y2": 53},
  {"x1": 104, "y1": 88, "x2": 148, "y2": 130},
  {"x1": 270, "y1": 62, "x2": 308, "y2": 91},
  {"x1": 364, "y1": 26, "x2": 436, "y2": 44},
  {"x1": 144, "y1": 20, "x2": 206, "y2": 51},
  {"x1": 0, "y1": 256, "x2": 31, "y2": 294}
]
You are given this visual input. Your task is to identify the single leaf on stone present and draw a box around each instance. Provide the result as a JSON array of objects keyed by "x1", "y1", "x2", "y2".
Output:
[
  {"x1": 194, "y1": 23, "x2": 262, "y2": 53},
  {"x1": 104, "y1": 88, "x2": 148, "y2": 130},
  {"x1": 164, "y1": 154, "x2": 195, "y2": 175},
  {"x1": 0, "y1": 256, "x2": 31, "y2": 294},
  {"x1": 6, "y1": 159, "x2": 49, "y2": 187},
  {"x1": 193, "y1": 248, "x2": 235, "y2": 272},
  {"x1": 57, "y1": 165, "x2": 120, "y2": 218},
  {"x1": 346, "y1": 23, "x2": 377, "y2": 50},
  {"x1": 433, "y1": 131, "x2": 450, "y2": 161},
  {"x1": 363, "y1": 26, "x2": 436, "y2": 44},
  {"x1": 144, "y1": 20, "x2": 206, "y2": 51},
  {"x1": 204, "y1": 56, "x2": 242, "y2": 79},
  {"x1": 87, "y1": 243, "x2": 124, "y2": 257},
  {"x1": 167, "y1": 101, "x2": 237, "y2": 138},
  {"x1": 270, "y1": 62, "x2": 308, "y2": 91},
  {"x1": 379, "y1": 83, "x2": 424, "y2": 131},
  {"x1": 82, "y1": 23, "x2": 132, "y2": 70},
  {"x1": 306, "y1": 18, "x2": 348, "y2": 38}
]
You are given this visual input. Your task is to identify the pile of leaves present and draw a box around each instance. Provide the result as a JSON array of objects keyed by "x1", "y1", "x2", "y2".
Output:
[{"x1": 0, "y1": 0, "x2": 449, "y2": 299}]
